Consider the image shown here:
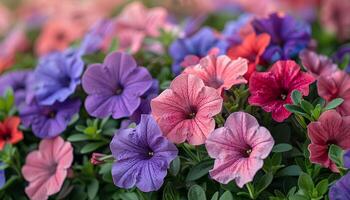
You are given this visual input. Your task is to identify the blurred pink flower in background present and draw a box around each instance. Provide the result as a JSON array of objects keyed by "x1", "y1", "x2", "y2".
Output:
[
  {"x1": 0, "y1": 5, "x2": 11, "y2": 35},
  {"x1": 299, "y1": 50, "x2": 338, "y2": 78},
  {"x1": 22, "y1": 137, "x2": 73, "y2": 200}
]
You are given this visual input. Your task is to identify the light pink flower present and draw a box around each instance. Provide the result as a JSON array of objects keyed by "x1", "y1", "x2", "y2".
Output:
[
  {"x1": 299, "y1": 50, "x2": 338, "y2": 78},
  {"x1": 317, "y1": 70, "x2": 350, "y2": 116},
  {"x1": 22, "y1": 137, "x2": 73, "y2": 200},
  {"x1": 206, "y1": 112, "x2": 274, "y2": 187},
  {"x1": 183, "y1": 55, "x2": 248, "y2": 93},
  {"x1": 151, "y1": 74, "x2": 223, "y2": 145}
]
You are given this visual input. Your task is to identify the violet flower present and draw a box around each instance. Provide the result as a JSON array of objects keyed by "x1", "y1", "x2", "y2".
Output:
[
  {"x1": 329, "y1": 173, "x2": 350, "y2": 199},
  {"x1": 0, "y1": 162, "x2": 4, "y2": 189},
  {"x1": 110, "y1": 114, "x2": 178, "y2": 192},
  {"x1": 333, "y1": 44, "x2": 350, "y2": 72}
]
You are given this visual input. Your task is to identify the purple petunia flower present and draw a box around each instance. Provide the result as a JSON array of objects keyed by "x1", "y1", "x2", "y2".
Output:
[
  {"x1": 252, "y1": 13, "x2": 311, "y2": 63},
  {"x1": 82, "y1": 51, "x2": 153, "y2": 119},
  {"x1": 333, "y1": 44, "x2": 350, "y2": 73},
  {"x1": 110, "y1": 114, "x2": 178, "y2": 192},
  {"x1": 0, "y1": 70, "x2": 32, "y2": 106},
  {"x1": 329, "y1": 173, "x2": 350, "y2": 199},
  {"x1": 0, "y1": 162, "x2": 5, "y2": 189},
  {"x1": 33, "y1": 49, "x2": 84, "y2": 105},
  {"x1": 343, "y1": 150, "x2": 350, "y2": 169},
  {"x1": 169, "y1": 27, "x2": 221, "y2": 75},
  {"x1": 19, "y1": 98, "x2": 81, "y2": 138}
]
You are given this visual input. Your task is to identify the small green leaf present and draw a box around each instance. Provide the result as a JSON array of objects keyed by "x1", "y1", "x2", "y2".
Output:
[
  {"x1": 300, "y1": 100, "x2": 314, "y2": 114},
  {"x1": 255, "y1": 173, "x2": 273, "y2": 196},
  {"x1": 315, "y1": 179, "x2": 328, "y2": 196},
  {"x1": 67, "y1": 134, "x2": 89, "y2": 142},
  {"x1": 188, "y1": 185, "x2": 206, "y2": 200},
  {"x1": 80, "y1": 142, "x2": 105, "y2": 154},
  {"x1": 272, "y1": 143, "x2": 293, "y2": 153},
  {"x1": 298, "y1": 173, "x2": 314, "y2": 194},
  {"x1": 219, "y1": 191, "x2": 233, "y2": 200},
  {"x1": 186, "y1": 159, "x2": 213, "y2": 181},
  {"x1": 87, "y1": 179, "x2": 99, "y2": 200},
  {"x1": 210, "y1": 192, "x2": 219, "y2": 200},
  {"x1": 163, "y1": 182, "x2": 180, "y2": 200},
  {"x1": 328, "y1": 144, "x2": 344, "y2": 168},
  {"x1": 284, "y1": 104, "x2": 306, "y2": 115},
  {"x1": 169, "y1": 156, "x2": 180, "y2": 176},
  {"x1": 324, "y1": 98, "x2": 344, "y2": 111},
  {"x1": 291, "y1": 90, "x2": 302, "y2": 105},
  {"x1": 276, "y1": 165, "x2": 302, "y2": 177}
]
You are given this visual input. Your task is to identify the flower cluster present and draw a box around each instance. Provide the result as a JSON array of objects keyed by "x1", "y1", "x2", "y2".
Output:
[{"x1": 0, "y1": 1, "x2": 350, "y2": 200}]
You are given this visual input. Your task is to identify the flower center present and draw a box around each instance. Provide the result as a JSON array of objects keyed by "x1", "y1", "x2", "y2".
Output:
[
  {"x1": 186, "y1": 106, "x2": 197, "y2": 119},
  {"x1": 244, "y1": 149, "x2": 252, "y2": 157},
  {"x1": 0, "y1": 133, "x2": 11, "y2": 141},
  {"x1": 148, "y1": 151, "x2": 154, "y2": 157},
  {"x1": 115, "y1": 84, "x2": 124, "y2": 95},
  {"x1": 56, "y1": 32, "x2": 65, "y2": 41},
  {"x1": 279, "y1": 89, "x2": 289, "y2": 100},
  {"x1": 209, "y1": 78, "x2": 224, "y2": 89},
  {"x1": 42, "y1": 108, "x2": 56, "y2": 118}
]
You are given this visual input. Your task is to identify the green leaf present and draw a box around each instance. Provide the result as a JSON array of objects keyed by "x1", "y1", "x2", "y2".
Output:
[
  {"x1": 272, "y1": 143, "x2": 293, "y2": 153},
  {"x1": 298, "y1": 173, "x2": 314, "y2": 194},
  {"x1": 324, "y1": 98, "x2": 344, "y2": 111},
  {"x1": 163, "y1": 182, "x2": 180, "y2": 200},
  {"x1": 169, "y1": 156, "x2": 180, "y2": 176},
  {"x1": 80, "y1": 142, "x2": 105, "y2": 154},
  {"x1": 300, "y1": 100, "x2": 314, "y2": 114},
  {"x1": 186, "y1": 159, "x2": 214, "y2": 181},
  {"x1": 67, "y1": 134, "x2": 89, "y2": 142},
  {"x1": 87, "y1": 179, "x2": 99, "y2": 200},
  {"x1": 219, "y1": 191, "x2": 233, "y2": 200},
  {"x1": 276, "y1": 165, "x2": 302, "y2": 177},
  {"x1": 291, "y1": 90, "x2": 302, "y2": 105},
  {"x1": 188, "y1": 185, "x2": 206, "y2": 200},
  {"x1": 328, "y1": 144, "x2": 344, "y2": 168},
  {"x1": 284, "y1": 105, "x2": 306, "y2": 115},
  {"x1": 210, "y1": 192, "x2": 219, "y2": 200},
  {"x1": 255, "y1": 173, "x2": 273, "y2": 196},
  {"x1": 315, "y1": 179, "x2": 328, "y2": 196}
]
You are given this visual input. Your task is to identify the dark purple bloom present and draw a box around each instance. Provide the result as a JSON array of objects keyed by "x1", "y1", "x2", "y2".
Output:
[
  {"x1": 333, "y1": 44, "x2": 350, "y2": 72},
  {"x1": 0, "y1": 70, "x2": 32, "y2": 106},
  {"x1": 82, "y1": 51, "x2": 153, "y2": 119},
  {"x1": 110, "y1": 114, "x2": 178, "y2": 192},
  {"x1": 19, "y1": 98, "x2": 81, "y2": 139},
  {"x1": 169, "y1": 27, "x2": 221, "y2": 75},
  {"x1": 252, "y1": 13, "x2": 311, "y2": 63},
  {"x1": 344, "y1": 150, "x2": 350, "y2": 168},
  {"x1": 0, "y1": 162, "x2": 4, "y2": 189},
  {"x1": 33, "y1": 49, "x2": 84, "y2": 105},
  {"x1": 329, "y1": 173, "x2": 350, "y2": 200}
]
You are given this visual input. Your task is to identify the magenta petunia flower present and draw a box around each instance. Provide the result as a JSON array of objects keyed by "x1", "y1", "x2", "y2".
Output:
[
  {"x1": 317, "y1": 70, "x2": 350, "y2": 116},
  {"x1": 82, "y1": 51, "x2": 153, "y2": 119},
  {"x1": 307, "y1": 110, "x2": 350, "y2": 172},
  {"x1": 299, "y1": 50, "x2": 338, "y2": 78},
  {"x1": 151, "y1": 74, "x2": 223, "y2": 145},
  {"x1": 22, "y1": 137, "x2": 73, "y2": 200},
  {"x1": 248, "y1": 60, "x2": 315, "y2": 122},
  {"x1": 206, "y1": 112, "x2": 274, "y2": 187},
  {"x1": 183, "y1": 55, "x2": 248, "y2": 93}
]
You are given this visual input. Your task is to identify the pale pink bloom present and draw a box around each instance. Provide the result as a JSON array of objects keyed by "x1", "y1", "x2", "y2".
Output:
[
  {"x1": 183, "y1": 55, "x2": 248, "y2": 93},
  {"x1": 317, "y1": 71, "x2": 350, "y2": 116},
  {"x1": 206, "y1": 112, "x2": 274, "y2": 187},
  {"x1": 151, "y1": 74, "x2": 223, "y2": 145},
  {"x1": 0, "y1": 5, "x2": 11, "y2": 35},
  {"x1": 22, "y1": 137, "x2": 73, "y2": 200},
  {"x1": 299, "y1": 50, "x2": 338, "y2": 78}
]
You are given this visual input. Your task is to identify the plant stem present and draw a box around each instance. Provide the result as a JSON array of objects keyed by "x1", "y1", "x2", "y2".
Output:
[{"x1": 246, "y1": 182, "x2": 255, "y2": 199}]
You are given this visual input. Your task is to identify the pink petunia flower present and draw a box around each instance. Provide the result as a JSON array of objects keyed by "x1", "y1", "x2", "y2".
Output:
[
  {"x1": 308, "y1": 110, "x2": 350, "y2": 172},
  {"x1": 299, "y1": 50, "x2": 338, "y2": 78},
  {"x1": 206, "y1": 112, "x2": 274, "y2": 187},
  {"x1": 22, "y1": 137, "x2": 73, "y2": 200},
  {"x1": 183, "y1": 55, "x2": 248, "y2": 93},
  {"x1": 151, "y1": 74, "x2": 223, "y2": 145},
  {"x1": 248, "y1": 60, "x2": 315, "y2": 122},
  {"x1": 317, "y1": 70, "x2": 350, "y2": 116}
]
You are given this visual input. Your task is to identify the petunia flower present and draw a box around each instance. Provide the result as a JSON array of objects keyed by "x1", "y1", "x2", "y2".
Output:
[
  {"x1": 206, "y1": 112, "x2": 274, "y2": 187},
  {"x1": 151, "y1": 74, "x2": 223, "y2": 145},
  {"x1": 307, "y1": 110, "x2": 350, "y2": 172},
  {"x1": 248, "y1": 60, "x2": 315, "y2": 122},
  {"x1": 317, "y1": 71, "x2": 350, "y2": 116},
  {"x1": 0, "y1": 162, "x2": 4, "y2": 189},
  {"x1": 183, "y1": 55, "x2": 248, "y2": 93},
  {"x1": 299, "y1": 50, "x2": 338, "y2": 78},
  {"x1": 344, "y1": 150, "x2": 350, "y2": 169},
  {"x1": 0, "y1": 70, "x2": 33, "y2": 106},
  {"x1": 33, "y1": 49, "x2": 84, "y2": 105},
  {"x1": 82, "y1": 51, "x2": 153, "y2": 119},
  {"x1": 22, "y1": 136, "x2": 73, "y2": 200},
  {"x1": 333, "y1": 44, "x2": 350, "y2": 73},
  {"x1": 110, "y1": 114, "x2": 178, "y2": 192},
  {"x1": 329, "y1": 172, "x2": 350, "y2": 200},
  {"x1": 19, "y1": 99, "x2": 81, "y2": 139},
  {"x1": 0, "y1": 117, "x2": 23, "y2": 150},
  {"x1": 169, "y1": 27, "x2": 222, "y2": 75},
  {"x1": 252, "y1": 13, "x2": 311, "y2": 63},
  {"x1": 227, "y1": 33, "x2": 270, "y2": 80}
]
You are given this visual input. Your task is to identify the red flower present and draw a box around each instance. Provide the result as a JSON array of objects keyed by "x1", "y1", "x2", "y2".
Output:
[
  {"x1": 308, "y1": 110, "x2": 350, "y2": 172},
  {"x1": 0, "y1": 116, "x2": 23, "y2": 150},
  {"x1": 227, "y1": 33, "x2": 270, "y2": 80},
  {"x1": 248, "y1": 60, "x2": 315, "y2": 122}
]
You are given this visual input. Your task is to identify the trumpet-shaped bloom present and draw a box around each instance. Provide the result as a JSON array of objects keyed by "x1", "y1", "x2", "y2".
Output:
[
  {"x1": 317, "y1": 71, "x2": 350, "y2": 116},
  {"x1": 151, "y1": 74, "x2": 223, "y2": 145},
  {"x1": 206, "y1": 112, "x2": 274, "y2": 187},
  {"x1": 0, "y1": 117, "x2": 23, "y2": 150},
  {"x1": 299, "y1": 50, "x2": 338, "y2": 78},
  {"x1": 308, "y1": 110, "x2": 350, "y2": 172},
  {"x1": 82, "y1": 52, "x2": 153, "y2": 119},
  {"x1": 110, "y1": 115, "x2": 178, "y2": 192},
  {"x1": 227, "y1": 33, "x2": 270, "y2": 79},
  {"x1": 22, "y1": 137, "x2": 73, "y2": 200},
  {"x1": 183, "y1": 55, "x2": 248, "y2": 92},
  {"x1": 329, "y1": 173, "x2": 350, "y2": 200},
  {"x1": 249, "y1": 60, "x2": 315, "y2": 122}
]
